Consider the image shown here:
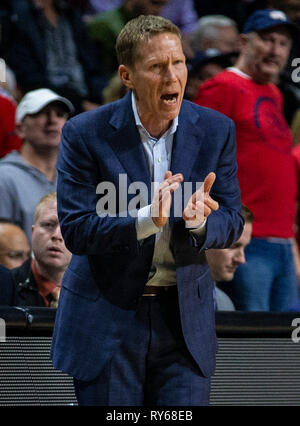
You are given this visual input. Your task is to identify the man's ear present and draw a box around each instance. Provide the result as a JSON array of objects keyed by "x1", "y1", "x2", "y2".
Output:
[
  {"x1": 118, "y1": 64, "x2": 134, "y2": 90},
  {"x1": 15, "y1": 122, "x2": 25, "y2": 139},
  {"x1": 238, "y1": 33, "x2": 250, "y2": 51}
]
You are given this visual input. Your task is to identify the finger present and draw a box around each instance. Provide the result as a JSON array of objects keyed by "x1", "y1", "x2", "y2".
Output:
[
  {"x1": 166, "y1": 173, "x2": 183, "y2": 184},
  {"x1": 203, "y1": 172, "x2": 216, "y2": 194},
  {"x1": 203, "y1": 203, "x2": 212, "y2": 218},
  {"x1": 183, "y1": 201, "x2": 201, "y2": 221},
  {"x1": 164, "y1": 170, "x2": 173, "y2": 180},
  {"x1": 159, "y1": 173, "x2": 183, "y2": 192},
  {"x1": 158, "y1": 181, "x2": 181, "y2": 199},
  {"x1": 204, "y1": 195, "x2": 219, "y2": 211}
]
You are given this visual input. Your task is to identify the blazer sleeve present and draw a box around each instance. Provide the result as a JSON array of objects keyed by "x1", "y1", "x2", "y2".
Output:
[
  {"x1": 196, "y1": 118, "x2": 243, "y2": 250},
  {"x1": 56, "y1": 119, "x2": 139, "y2": 256}
]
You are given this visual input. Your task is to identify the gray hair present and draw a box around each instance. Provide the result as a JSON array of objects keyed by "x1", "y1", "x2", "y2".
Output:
[
  {"x1": 116, "y1": 14, "x2": 181, "y2": 67},
  {"x1": 191, "y1": 15, "x2": 238, "y2": 52}
]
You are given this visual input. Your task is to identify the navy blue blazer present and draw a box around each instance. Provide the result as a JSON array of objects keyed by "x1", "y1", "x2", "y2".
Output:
[{"x1": 51, "y1": 92, "x2": 243, "y2": 381}]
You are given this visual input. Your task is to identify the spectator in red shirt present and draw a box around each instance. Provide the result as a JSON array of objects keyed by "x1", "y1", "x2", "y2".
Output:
[
  {"x1": 194, "y1": 9, "x2": 300, "y2": 311},
  {"x1": 0, "y1": 88, "x2": 22, "y2": 158}
]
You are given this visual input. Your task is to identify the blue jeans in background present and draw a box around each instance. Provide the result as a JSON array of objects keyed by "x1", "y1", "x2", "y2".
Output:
[{"x1": 226, "y1": 237, "x2": 299, "y2": 311}]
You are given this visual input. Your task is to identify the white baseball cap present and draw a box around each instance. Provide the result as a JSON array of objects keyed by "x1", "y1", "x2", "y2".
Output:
[{"x1": 16, "y1": 88, "x2": 74, "y2": 123}]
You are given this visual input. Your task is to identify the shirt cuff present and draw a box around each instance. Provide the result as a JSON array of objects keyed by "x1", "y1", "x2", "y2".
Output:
[
  {"x1": 135, "y1": 204, "x2": 161, "y2": 241},
  {"x1": 188, "y1": 218, "x2": 207, "y2": 237}
]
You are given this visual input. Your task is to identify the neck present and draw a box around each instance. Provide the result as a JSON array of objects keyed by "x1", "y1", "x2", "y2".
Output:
[
  {"x1": 34, "y1": 260, "x2": 65, "y2": 285},
  {"x1": 140, "y1": 117, "x2": 172, "y2": 139},
  {"x1": 234, "y1": 56, "x2": 271, "y2": 85},
  {"x1": 21, "y1": 143, "x2": 58, "y2": 181},
  {"x1": 42, "y1": 2, "x2": 58, "y2": 26},
  {"x1": 136, "y1": 103, "x2": 172, "y2": 139}
]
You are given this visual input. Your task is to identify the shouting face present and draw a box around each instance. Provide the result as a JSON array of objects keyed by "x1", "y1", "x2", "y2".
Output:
[{"x1": 119, "y1": 32, "x2": 187, "y2": 138}]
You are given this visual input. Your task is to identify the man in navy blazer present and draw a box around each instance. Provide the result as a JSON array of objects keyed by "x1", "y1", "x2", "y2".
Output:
[{"x1": 51, "y1": 15, "x2": 243, "y2": 406}]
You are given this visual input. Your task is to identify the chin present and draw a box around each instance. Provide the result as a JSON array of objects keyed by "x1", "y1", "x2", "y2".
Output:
[{"x1": 222, "y1": 273, "x2": 234, "y2": 282}]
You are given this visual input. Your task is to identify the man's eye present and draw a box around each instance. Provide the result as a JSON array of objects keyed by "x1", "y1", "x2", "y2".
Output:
[
  {"x1": 41, "y1": 222, "x2": 55, "y2": 230},
  {"x1": 56, "y1": 111, "x2": 67, "y2": 118},
  {"x1": 8, "y1": 252, "x2": 28, "y2": 260}
]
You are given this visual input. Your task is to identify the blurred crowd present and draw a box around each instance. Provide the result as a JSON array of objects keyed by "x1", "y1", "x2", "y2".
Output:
[{"x1": 0, "y1": 0, "x2": 300, "y2": 311}]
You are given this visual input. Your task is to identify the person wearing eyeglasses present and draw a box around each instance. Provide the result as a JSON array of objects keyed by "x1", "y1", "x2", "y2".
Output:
[{"x1": 0, "y1": 219, "x2": 31, "y2": 269}]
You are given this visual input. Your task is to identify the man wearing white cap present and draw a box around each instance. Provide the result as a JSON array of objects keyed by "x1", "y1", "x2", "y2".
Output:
[{"x1": 0, "y1": 88, "x2": 73, "y2": 242}]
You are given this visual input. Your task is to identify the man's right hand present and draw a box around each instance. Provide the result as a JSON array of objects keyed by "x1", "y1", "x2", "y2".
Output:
[{"x1": 151, "y1": 171, "x2": 183, "y2": 228}]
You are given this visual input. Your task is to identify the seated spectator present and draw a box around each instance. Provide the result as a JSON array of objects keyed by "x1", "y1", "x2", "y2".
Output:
[
  {"x1": 88, "y1": 0, "x2": 170, "y2": 78},
  {"x1": 11, "y1": 193, "x2": 72, "y2": 308},
  {"x1": 6, "y1": 0, "x2": 107, "y2": 114},
  {"x1": 0, "y1": 88, "x2": 73, "y2": 242},
  {"x1": 0, "y1": 219, "x2": 31, "y2": 269},
  {"x1": 0, "y1": 84, "x2": 22, "y2": 158},
  {"x1": 185, "y1": 49, "x2": 236, "y2": 101},
  {"x1": 0, "y1": 264, "x2": 17, "y2": 306},
  {"x1": 190, "y1": 15, "x2": 240, "y2": 58},
  {"x1": 206, "y1": 205, "x2": 253, "y2": 311}
]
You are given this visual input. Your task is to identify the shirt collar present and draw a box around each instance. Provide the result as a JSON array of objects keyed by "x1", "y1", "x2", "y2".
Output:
[
  {"x1": 227, "y1": 66, "x2": 252, "y2": 80},
  {"x1": 131, "y1": 92, "x2": 178, "y2": 140},
  {"x1": 31, "y1": 258, "x2": 59, "y2": 298}
]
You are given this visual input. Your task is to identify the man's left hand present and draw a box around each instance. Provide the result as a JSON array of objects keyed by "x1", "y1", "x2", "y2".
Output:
[{"x1": 182, "y1": 172, "x2": 219, "y2": 228}]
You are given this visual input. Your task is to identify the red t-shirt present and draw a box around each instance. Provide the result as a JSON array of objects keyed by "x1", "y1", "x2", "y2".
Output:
[
  {"x1": 194, "y1": 68, "x2": 298, "y2": 238},
  {"x1": 292, "y1": 145, "x2": 300, "y2": 246},
  {"x1": 0, "y1": 89, "x2": 22, "y2": 158}
]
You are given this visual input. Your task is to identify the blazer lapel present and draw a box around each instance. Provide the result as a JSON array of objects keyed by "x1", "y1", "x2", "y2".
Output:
[
  {"x1": 169, "y1": 101, "x2": 205, "y2": 226},
  {"x1": 107, "y1": 93, "x2": 152, "y2": 205},
  {"x1": 170, "y1": 101, "x2": 204, "y2": 182}
]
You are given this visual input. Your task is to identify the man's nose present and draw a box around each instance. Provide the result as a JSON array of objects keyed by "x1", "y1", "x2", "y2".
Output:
[
  {"x1": 51, "y1": 224, "x2": 63, "y2": 240},
  {"x1": 164, "y1": 65, "x2": 177, "y2": 82},
  {"x1": 46, "y1": 109, "x2": 60, "y2": 122},
  {"x1": 234, "y1": 248, "x2": 246, "y2": 265},
  {"x1": 270, "y1": 40, "x2": 284, "y2": 57}
]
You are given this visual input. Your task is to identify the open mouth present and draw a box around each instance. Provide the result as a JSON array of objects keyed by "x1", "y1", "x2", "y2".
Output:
[
  {"x1": 48, "y1": 246, "x2": 62, "y2": 254},
  {"x1": 161, "y1": 93, "x2": 178, "y2": 104},
  {"x1": 45, "y1": 129, "x2": 59, "y2": 136},
  {"x1": 264, "y1": 58, "x2": 279, "y2": 66}
]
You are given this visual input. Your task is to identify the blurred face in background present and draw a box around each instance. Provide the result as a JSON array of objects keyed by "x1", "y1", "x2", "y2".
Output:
[
  {"x1": 185, "y1": 61, "x2": 225, "y2": 100},
  {"x1": 209, "y1": 25, "x2": 239, "y2": 53},
  {"x1": 32, "y1": 200, "x2": 71, "y2": 273},
  {"x1": 206, "y1": 222, "x2": 252, "y2": 282},
  {"x1": 239, "y1": 26, "x2": 291, "y2": 83},
  {"x1": 0, "y1": 224, "x2": 31, "y2": 269},
  {"x1": 17, "y1": 103, "x2": 68, "y2": 151}
]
